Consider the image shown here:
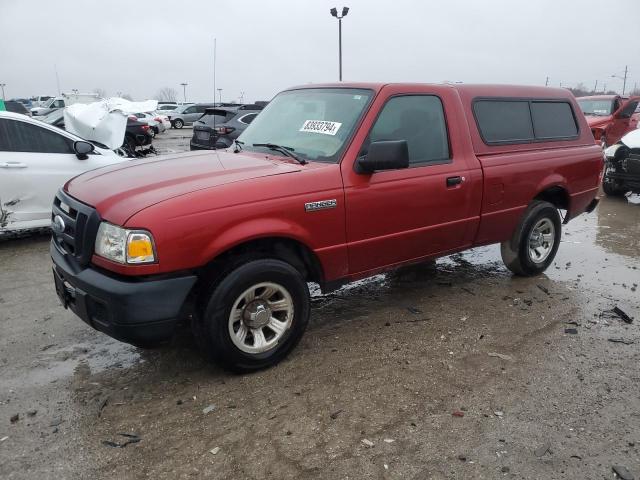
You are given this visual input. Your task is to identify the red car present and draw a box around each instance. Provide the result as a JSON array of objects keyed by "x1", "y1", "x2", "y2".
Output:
[
  {"x1": 51, "y1": 83, "x2": 602, "y2": 371},
  {"x1": 577, "y1": 95, "x2": 640, "y2": 147}
]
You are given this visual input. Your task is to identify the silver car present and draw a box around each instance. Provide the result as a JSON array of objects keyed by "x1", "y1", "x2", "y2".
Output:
[{"x1": 168, "y1": 103, "x2": 214, "y2": 129}]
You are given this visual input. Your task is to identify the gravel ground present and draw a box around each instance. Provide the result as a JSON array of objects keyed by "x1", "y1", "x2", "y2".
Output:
[{"x1": 1, "y1": 137, "x2": 639, "y2": 479}]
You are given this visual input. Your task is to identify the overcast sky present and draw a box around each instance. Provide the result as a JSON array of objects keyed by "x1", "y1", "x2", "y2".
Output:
[{"x1": 1, "y1": 0, "x2": 637, "y2": 103}]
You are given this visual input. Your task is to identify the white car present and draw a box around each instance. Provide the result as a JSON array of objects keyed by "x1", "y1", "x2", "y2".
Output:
[
  {"x1": 0, "y1": 111, "x2": 127, "y2": 232},
  {"x1": 131, "y1": 112, "x2": 170, "y2": 135}
]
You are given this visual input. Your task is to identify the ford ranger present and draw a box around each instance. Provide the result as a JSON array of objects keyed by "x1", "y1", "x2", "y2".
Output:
[{"x1": 50, "y1": 83, "x2": 602, "y2": 371}]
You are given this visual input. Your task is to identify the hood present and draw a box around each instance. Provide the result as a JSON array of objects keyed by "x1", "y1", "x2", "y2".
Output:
[
  {"x1": 619, "y1": 129, "x2": 640, "y2": 149},
  {"x1": 585, "y1": 114, "x2": 612, "y2": 128},
  {"x1": 65, "y1": 150, "x2": 301, "y2": 225}
]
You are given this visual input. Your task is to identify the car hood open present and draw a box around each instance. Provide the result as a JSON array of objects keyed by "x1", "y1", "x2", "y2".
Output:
[{"x1": 65, "y1": 150, "x2": 301, "y2": 225}]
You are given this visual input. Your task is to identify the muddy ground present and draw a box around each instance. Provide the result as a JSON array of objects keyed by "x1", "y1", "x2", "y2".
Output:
[{"x1": 1, "y1": 134, "x2": 639, "y2": 479}]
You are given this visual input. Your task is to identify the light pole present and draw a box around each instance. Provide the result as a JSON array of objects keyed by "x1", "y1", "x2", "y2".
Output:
[
  {"x1": 217, "y1": 88, "x2": 223, "y2": 104},
  {"x1": 239, "y1": 91, "x2": 245, "y2": 104},
  {"x1": 330, "y1": 6, "x2": 349, "y2": 81},
  {"x1": 612, "y1": 65, "x2": 629, "y2": 95},
  {"x1": 180, "y1": 82, "x2": 188, "y2": 103},
  {"x1": 0, "y1": 83, "x2": 5, "y2": 101}
]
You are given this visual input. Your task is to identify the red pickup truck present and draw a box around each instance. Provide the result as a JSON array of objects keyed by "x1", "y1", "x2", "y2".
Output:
[
  {"x1": 51, "y1": 83, "x2": 602, "y2": 371},
  {"x1": 576, "y1": 94, "x2": 640, "y2": 147}
]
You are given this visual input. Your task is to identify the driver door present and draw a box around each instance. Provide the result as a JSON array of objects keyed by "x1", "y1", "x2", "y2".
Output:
[{"x1": 609, "y1": 98, "x2": 640, "y2": 144}]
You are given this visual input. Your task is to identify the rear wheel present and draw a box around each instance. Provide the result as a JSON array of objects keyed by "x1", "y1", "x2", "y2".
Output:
[
  {"x1": 173, "y1": 119, "x2": 184, "y2": 129},
  {"x1": 501, "y1": 200, "x2": 561, "y2": 276},
  {"x1": 195, "y1": 259, "x2": 310, "y2": 372}
]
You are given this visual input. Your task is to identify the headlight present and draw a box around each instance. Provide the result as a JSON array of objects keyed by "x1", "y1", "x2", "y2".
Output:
[{"x1": 95, "y1": 222, "x2": 156, "y2": 264}]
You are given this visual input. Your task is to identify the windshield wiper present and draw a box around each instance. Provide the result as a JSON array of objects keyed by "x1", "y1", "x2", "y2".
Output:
[
  {"x1": 252, "y1": 143, "x2": 307, "y2": 165},
  {"x1": 233, "y1": 139, "x2": 244, "y2": 153}
]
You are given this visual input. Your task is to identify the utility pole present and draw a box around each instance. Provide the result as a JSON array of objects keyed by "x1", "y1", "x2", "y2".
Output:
[
  {"x1": 217, "y1": 88, "x2": 223, "y2": 104},
  {"x1": 330, "y1": 7, "x2": 349, "y2": 81},
  {"x1": 54, "y1": 64, "x2": 61, "y2": 95},
  {"x1": 593, "y1": 80, "x2": 598, "y2": 93},
  {"x1": 611, "y1": 65, "x2": 628, "y2": 95},
  {"x1": 603, "y1": 83, "x2": 607, "y2": 94},
  {"x1": 545, "y1": 76, "x2": 549, "y2": 86},
  {"x1": 239, "y1": 91, "x2": 245, "y2": 103},
  {"x1": 180, "y1": 82, "x2": 188, "y2": 103},
  {"x1": 0, "y1": 83, "x2": 5, "y2": 101},
  {"x1": 213, "y1": 37, "x2": 217, "y2": 105}
]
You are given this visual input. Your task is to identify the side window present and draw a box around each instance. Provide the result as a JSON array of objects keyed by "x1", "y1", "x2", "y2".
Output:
[
  {"x1": 367, "y1": 95, "x2": 450, "y2": 165},
  {"x1": 474, "y1": 99, "x2": 579, "y2": 144},
  {"x1": 0, "y1": 119, "x2": 12, "y2": 151},
  {"x1": 530, "y1": 102, "x2": 578, "y2": 139},
  {"x1": 53, "y1": 100, "x2": 65, "y2": 108},
  {"x1": 619, "y1": 100, "x2": 639, "y2": 118},
  {"x1": 183, "y1": 106, "x2": 196, "y2": 114},
  {"x1": 239, "y1": 113, "x2": 257, "y2": 124},
  {"x1": 0, "y1": 119, "x2": 73, "y2": 153},
  {"x1": 474, "y1": 100, "x2": 534, "y2": 144}
]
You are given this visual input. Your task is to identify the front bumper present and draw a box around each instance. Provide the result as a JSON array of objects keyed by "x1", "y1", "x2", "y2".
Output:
[{"x1": 51, "y1": 240, "x2": 197, "y2": 346}]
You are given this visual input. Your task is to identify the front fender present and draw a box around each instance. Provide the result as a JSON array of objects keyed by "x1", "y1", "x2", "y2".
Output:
[{"x1": 198, "y1": 217, "x2": 316, "y2": 266}]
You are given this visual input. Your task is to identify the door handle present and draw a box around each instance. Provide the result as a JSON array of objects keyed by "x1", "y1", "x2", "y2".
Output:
[
  {"x1": 446, "y1": 176, "x2": 464, "y2": 187},
  {"x1": 0, "y1": 162, "x2": 28, "y2": 168}
]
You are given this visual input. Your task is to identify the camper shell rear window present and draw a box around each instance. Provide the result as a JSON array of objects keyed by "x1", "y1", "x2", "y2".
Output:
[{"x1": 473, "y1": 98, "x2": 579, "y2": 145}]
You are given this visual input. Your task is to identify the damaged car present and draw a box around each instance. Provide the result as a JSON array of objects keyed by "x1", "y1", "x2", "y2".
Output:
[
  {"x1": 0, "y1": 111, "x2": 126, "y2": 232},
  {"x1": 603, "y1": 129, "x2": 640, "y2": 196},
  {"x1": 577, "y1": 95, "x2": 640, "y2": 147}
]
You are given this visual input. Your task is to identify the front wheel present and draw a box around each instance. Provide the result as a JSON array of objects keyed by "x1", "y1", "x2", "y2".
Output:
[
  {"x1": 602, "y1": 175, "x2": 626, "y2": 196},
  {"x1": 196, "y1": 259, "x2": 310, "y2": 372},
  {"x1": 501, "y1": 200, "x2": 561, "y2": 276}
]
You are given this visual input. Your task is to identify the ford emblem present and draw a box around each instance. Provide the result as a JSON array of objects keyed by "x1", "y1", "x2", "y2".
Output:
[{"x1": 52, "y1": 215, "x2": 66, "y2": 234}]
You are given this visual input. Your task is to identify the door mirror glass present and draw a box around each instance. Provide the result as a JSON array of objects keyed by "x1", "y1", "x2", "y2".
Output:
[
  {"x1": 74, "y1": 140, "x2": 94, "y2": 159},
  {"x1": 355, "y1": 140, "x2": 409, "y2": 174}
]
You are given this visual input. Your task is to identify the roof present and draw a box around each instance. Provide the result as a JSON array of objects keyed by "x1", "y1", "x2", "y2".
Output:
[
  {"x1": 284, "y1": 82, "x2": 574, "y2": 99},
  {"x1": 576, "y1": 95, "x2": 618, "y2": 100}
]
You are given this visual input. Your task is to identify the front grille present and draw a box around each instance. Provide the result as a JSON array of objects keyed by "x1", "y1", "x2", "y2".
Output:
[{"x1": 52, "y1": 189, "x2": 101, "y2": 267}]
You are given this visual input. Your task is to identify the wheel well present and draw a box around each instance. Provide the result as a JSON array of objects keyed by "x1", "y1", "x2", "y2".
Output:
[
  {"x1": 534, "y1": 186, "x2": 570, "y2": 223},
  {"x1": 198, "y1": 237, "x2": 324, "y2": 287},
  {"x1": 534, "y1": 186, "x2": 570, "y2": 210}
]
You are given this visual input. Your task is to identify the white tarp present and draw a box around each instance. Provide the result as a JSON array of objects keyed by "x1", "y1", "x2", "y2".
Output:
[{"x1": 64, "y1": 98, "x2": 158, "y2": 150}]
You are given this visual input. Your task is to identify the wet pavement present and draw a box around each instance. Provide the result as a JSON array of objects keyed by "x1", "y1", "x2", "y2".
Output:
[{"x1": 1, "y1": 180, "x2": 639, "y2": 478}]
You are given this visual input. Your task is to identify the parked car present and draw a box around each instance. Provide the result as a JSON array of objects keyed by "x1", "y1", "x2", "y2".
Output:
[
  {"x1": 31, "y1": 95, "x2": 54, "y2": 108},
  {"x1": 0, "y1": 111, "x2": 124, "y2": 232},
  {"x1": 156, "y1": 104, "x2": 180, "y2": 114},
  {"x1": 130, "y1": 113, "x2": 164, "y2": 135},
  {"x1": 50, "y1": 83, "x2": 602, "y2": 372},
  {"x1": 10, "y1": 98, "x2": 33, "y2": 109},
  {"x1": 3, "y1": 101, "x2": 32, "y2": 117},
  {"x1": 190, "y1": 107, "x2": 262, "y2": 150},
  {"x1": 602, "y1": 129, "x2": 640, "y2": 196},
  {"x1": 167, "y1": 103, "x2": 215, "y2": 128},
  {"x1": 31, "y1": 93, "x2": 100, "y2": 116},
  {"x1": 577, "y1": 95, "x2": 640, "y2": 147}
]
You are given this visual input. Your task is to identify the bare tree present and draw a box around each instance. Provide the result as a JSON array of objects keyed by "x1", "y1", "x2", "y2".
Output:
[
  {"x1": 121, "y1": 93, "x2": 133, "y2": 101},
  {"x1": 154, "y1": 87, "x2": 178, "y2": 102},
  {"x1": 93, "y1": 88, "x2": 108, "y2": 98}
]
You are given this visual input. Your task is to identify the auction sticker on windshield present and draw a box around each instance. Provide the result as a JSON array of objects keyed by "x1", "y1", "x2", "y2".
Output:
[{"x1": 300, "y1": 120, "x2": 342, "y2": 136}]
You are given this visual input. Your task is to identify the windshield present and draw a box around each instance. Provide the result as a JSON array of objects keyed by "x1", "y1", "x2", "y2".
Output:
[
  {"x1": 42, "y1": 98, "x2": 55, "y2": 108},
  {"x1": 238, "y1": 88, "x2": 373, "y2": 163},
  {"x1": 577, "y1": 99, "x2": 615, "y2": 116}
]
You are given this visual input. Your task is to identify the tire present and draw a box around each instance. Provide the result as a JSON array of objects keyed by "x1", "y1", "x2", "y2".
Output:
[
  {"x1": 195, "y1": 259, "x2": 310, "y2": 372},
  {"x1": 500, "y1": 200, "x2": 561, "y2": 276},
  {"x1": 602, "y1": 176, "x2": 626, "y2": 197},
  {"x1": 173, "y1": 119, "x2": 184, "y2": 129}
]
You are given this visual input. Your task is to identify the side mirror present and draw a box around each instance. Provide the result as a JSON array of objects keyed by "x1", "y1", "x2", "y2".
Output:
[
  {"x1": 74, "y1": 140, "x2": 95, "y2": 160},
  {"x1": 355, "y1": 140, "x2": 409, "y2": 174}
]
